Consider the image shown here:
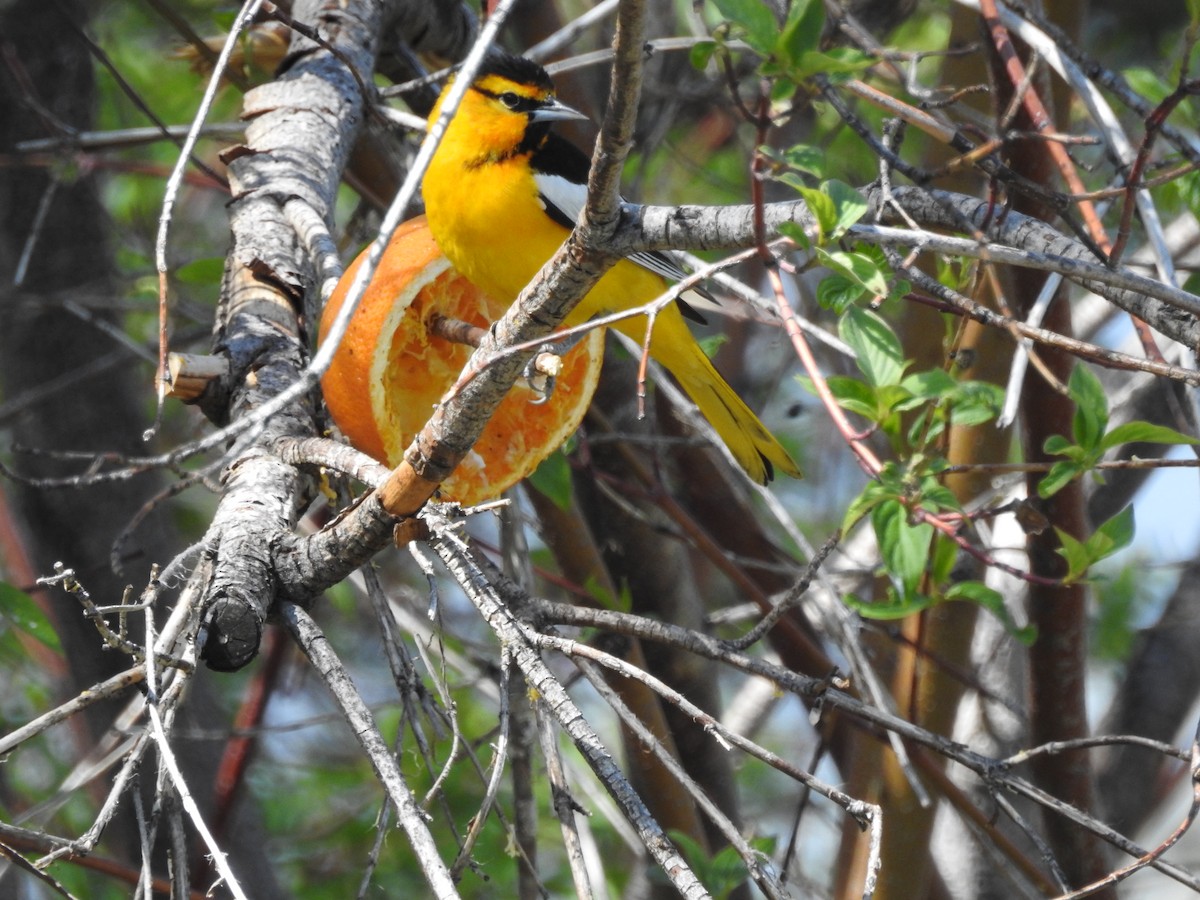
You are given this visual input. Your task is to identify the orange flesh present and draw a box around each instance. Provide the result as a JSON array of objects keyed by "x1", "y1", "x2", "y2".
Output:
[{"x1": 319, "y1": 217, "x2": 602, "y2": 505}]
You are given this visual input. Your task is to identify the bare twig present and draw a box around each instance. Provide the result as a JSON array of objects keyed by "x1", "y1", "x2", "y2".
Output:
[
  {"x1": 280, "y1": 600, "x2": 461, "y2": 898},
  {"x1": 425, "y1": 513, "x2": 709, "y2": 898}
]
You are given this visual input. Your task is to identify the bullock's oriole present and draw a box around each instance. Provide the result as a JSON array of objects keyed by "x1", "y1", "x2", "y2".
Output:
[{"x1": 422, "y1": 53, "x2": 800, "y2": 484}]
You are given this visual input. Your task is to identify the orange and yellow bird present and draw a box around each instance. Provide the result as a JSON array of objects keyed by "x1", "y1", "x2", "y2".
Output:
[{"x1": 422, "y1": 53, "x2": 801, "y2": 484}]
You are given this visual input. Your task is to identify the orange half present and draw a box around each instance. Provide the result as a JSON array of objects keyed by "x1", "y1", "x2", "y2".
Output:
[{"x1": 318, "y1": 216, "x2": 603, "y2": 505}]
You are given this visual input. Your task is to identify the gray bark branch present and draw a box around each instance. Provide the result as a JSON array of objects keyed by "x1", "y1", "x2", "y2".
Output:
[{"x1": 196, "y1": 0, "x2": 474, "y2": 669}]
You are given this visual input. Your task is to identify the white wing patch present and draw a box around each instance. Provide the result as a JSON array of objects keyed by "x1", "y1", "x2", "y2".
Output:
[
  {"x1": 535, "y1": 172, "x2": 587, "y2": 228},
  {"x1": 534, "y1": 172, "x2": 690, "y2": 283}
]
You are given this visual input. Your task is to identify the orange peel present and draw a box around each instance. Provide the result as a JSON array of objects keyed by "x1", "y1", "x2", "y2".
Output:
[{"x1": 318, "y1": 216, "x2": 603, "y2": 505}]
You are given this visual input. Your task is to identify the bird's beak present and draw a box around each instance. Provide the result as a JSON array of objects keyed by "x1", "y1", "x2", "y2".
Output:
[{"x1": 530, "y1": 98, "x2": 588, "y2": 124}]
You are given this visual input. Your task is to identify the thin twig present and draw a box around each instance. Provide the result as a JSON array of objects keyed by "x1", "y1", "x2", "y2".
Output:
[
  {"x1": 425, "y1": 515, "x2": 709, "y2": 898},
  {"x1": 279, "y1": 601, "x2": 461, "y2": 898},
  {"x1": 534, "y1": 699, "x2": 596, "y2": 899},
  {"x1": 154, "y1": 0, "x2": 265, "y2": 423}
]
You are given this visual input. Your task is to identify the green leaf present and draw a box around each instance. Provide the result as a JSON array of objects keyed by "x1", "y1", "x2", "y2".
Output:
[
  {"x1": 840, "y1": 306, "x2": 905, "y2": 387},
  {"x1": 841, "y1": 479, "x2": 894, "y2": 533},
  {"x1": 689, "y1": 40, "x2": 717, "y2": 70},
  {"x1": 889, "y1": 277, "x2": 912, "y2": 303},
  {"x1": 952, "y1": 383, "x2": 1004, "y2": 427},
  {"x1": 817, "y1": 247, "x2": 889, "y2": 297},
  {"x1": 767, "y1": 73, "x2": 797, "y2": 100},
  {"x1": 1177, "y1": 172, "x2": 1200, "y2": 225},
  {"x1": 816, "y1": 272, "x2": 867, "y2": 312},
  {"x1": 1067, "y1": 364, "x2": 1108, "y2": 450},
  {"x1": 935, "y1": 254, "x2": 973, "y2": 292},
  {"x1": 766, "y1": 143, "x2": 826, "y2": 178},
  {"x1": 918, "y1": 479, "x2": 960, "y2": 513},
  {"x1": 822, "y1": 374, "x2": 878, "y2": 419},
  {"x1": 1098, "y1": 420, "x2": 1200, "y2": 452},
  {"x1": 710, "y1": 0, "x2": 779, "y2": 54},
  {"x1": 844, "y1": 588, "x2": 935, "y2": 621},
  {"x1": 777, "y1": 0, "x2": 824, "y2": 68},
  {"x1": 872, "y1": 499, "x2": 933, "y2": 593},
  {"x1": 526, "y1": 450, "x2": 573, "y2": 511},
  {"x1": 771, "y1": 170, "x2": 813, "y2": 195},
  {"x1": 0, "y1": 582, "x2": 62, "y2": 653},
  {"x1": 669, "y1": 830, "x2": 750, "y2": 898},
  {"x1": 824, "y1": 179, "x2": 868, "y2": 237},
  {"x1": 779, "y1": 180, "x2": 869, "y2": 243},
  {"x1": 1037, "y1": 382, "x2": 1197, "y2": 495},
  {"x1": 1054, "y1": 529, "x2": 1091, "y2": 583},
  {"x1": 944, "y1": 405, "x2": 988, "y2": 430},
  {"x1": 1054, "y1": 505, "x2": 1136, "y2": 582},
  {"x1": 1042, "y1": 434, "x2": 1076, "y2": 456},
  {"x1": 1038, "y1": 459, "x2": 1085, "y2": 498},
  {"x1": 876, "y1": 383, "x2": 922, "y2": 416},
  {"x1": 797, "y1": 185, "x2": 837, "y2": 240},
  {"x1": 1094, "y1": 504, "x2": 1136, "y2": 556},
  {"x1": 901, "y1": 368, "x2": 957, "y2": 399},
  {"x1": 777, "y1": 220, "x2": 813, "y2": 251},
  {"x1": 906, "y1": 407, "x2": 942, "y2": 446},
  {"x1": 1122, "y1": 66, "x2": 1172, "y2": 107},
  {"x1": 929, "y1": 533, "x2": 959, "y2": 583}
]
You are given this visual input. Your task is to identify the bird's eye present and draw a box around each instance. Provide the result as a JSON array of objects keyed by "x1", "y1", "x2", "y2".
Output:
[{"x1": 498, "y1": 91, "x2": 520, "y2": 109}]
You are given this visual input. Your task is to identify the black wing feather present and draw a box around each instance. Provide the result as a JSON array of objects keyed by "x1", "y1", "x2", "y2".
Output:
[{"x1": 532, "y1": 133, "x2": 713, "y2": 322}]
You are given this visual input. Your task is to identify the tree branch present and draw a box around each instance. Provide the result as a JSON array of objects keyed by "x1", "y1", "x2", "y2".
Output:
[
  {"x1": 195, "y1": 0, "x2": 480, "y2": 669},
  {"x1": 615, "y1": 186, "x2": 1200, "y2": 349}
]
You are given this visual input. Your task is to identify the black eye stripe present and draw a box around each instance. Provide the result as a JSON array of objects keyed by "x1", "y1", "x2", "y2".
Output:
[{"x1": 473, "y1": 86, "x2": 543, "y2": 114}]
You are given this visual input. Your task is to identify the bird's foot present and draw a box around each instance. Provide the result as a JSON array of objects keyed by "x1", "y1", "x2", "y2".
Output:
[{"x1": 520, "y1": 331, "x2": 587, "y2": 403}]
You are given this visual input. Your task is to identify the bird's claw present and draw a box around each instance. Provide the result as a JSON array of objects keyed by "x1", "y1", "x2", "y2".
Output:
[{"x1": 521, "y1": 347, "x2": 564, "y2": 404}]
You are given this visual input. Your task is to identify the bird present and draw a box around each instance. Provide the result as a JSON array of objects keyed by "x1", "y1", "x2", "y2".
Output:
[{"x1": 421, "y1": 52, "x2": 801, "y2": 484}]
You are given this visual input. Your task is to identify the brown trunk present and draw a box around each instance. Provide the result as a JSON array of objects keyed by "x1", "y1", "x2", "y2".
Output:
[{"x1": 991, "y1": 1, "x2": 1113, "y2": 892}]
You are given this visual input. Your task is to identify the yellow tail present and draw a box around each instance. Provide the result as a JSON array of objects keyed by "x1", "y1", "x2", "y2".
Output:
[
  {"x1": 608, "y1": 299, "x2": 802, "y2": 485},
  {"x1": 558, "y1": 254, "x2": 801, "y2": 485}
]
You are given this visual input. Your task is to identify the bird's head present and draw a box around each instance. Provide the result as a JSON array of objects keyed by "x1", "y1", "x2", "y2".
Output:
[{"x1": 430, "y1": 53, "x2": 586, "y2": 162}]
